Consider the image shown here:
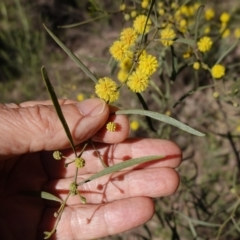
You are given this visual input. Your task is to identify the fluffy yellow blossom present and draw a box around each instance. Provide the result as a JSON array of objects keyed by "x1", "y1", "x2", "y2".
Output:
[
  {"x1": 211, "y1": 64, "x2": 225, "y2": 79},
  {"x1": 183, "y1": 49, "x2": 192, "y2": 58},
  {"x1": 117, "y1": 69, "x2": 128, "y2": 82},
  {"x1": 205, "y1": 8, "x2": 215, "y2": 20},
  {"x1": 179, "y1": 6, "x2": 189, "y2": 17},
  {"x1": 109, "y1": 40, "x2": 128, "y2": 61},
  {"x1": 234, "y1": 28, "x2": 240, "y2": 38},
  {"x1": 141, "y1": 0, "x2": 149, "y2": 9},
  {"x1": 220, "y1": 12, "x2": 230, "y2": 23},
  {"x1": 133, "y1": 15, "x2": 151, "y2": 34},
  {"x1": 171, "y1": 2, "x2": 178, "y2": 9},
  {"x1": 106, "y1": 122, "x2": 117, "y2": 132},
  {"x1": 197, "y1": 36, "x2": 213, "y2": 52},
  {"x1": 138, "y1": 54, "x2": 158, "y2": 76},
  {"x1": 160, "y1": 28, "x2": 176, "y2": 47},
  {"x1": 180, "y1": 19, "x2": 187, "y2": 27},
  {"x1": 193, "y1": 3, "x2": 201, "y2": 11},
  {"x1": 213, "y1": 91, "x2": 219, "y2": 98},
  {"x1": 178, "y1": 19, "x2": 187, "y2": 33},
  {"x1": 193, "y1": 62, "x2": 200, "y2": 70},
  {"x1": 95, "y1": 77, "x2": 119, "y2": 102},
  {"x1": 127, "y1": 70, "x2": 149, "y2": 92},
  {"x1": 137, "y1": 50, "x2": 147, "y2": 61},
  {"x1": 183, "y1": 52, "x2": 190, "y2": 58},
  {"x1": 120, "y1": 4, "x2": 126, "y2": 11},
  {"x1": 130, "y1": 120, "x2": 140, "y2": 131},
  {"x1": 131, "y1": 10, "x2": 137, "y2": 18},
  {"x1": 124, "y1": 14, "x2": 130, "y2": 21},
  {"x1": 77, "y1": 93, "x2": 84, "y2": 101},
  {"x1": 119, "y1": 56, "x2": 132, "y2": 71},
  {"x1": 204, "y1": 26, "x2": 211, "y2": 34},
  {"x1": 188, "y1": 6, "x2": 195, "y2": 16},
  {"x1": 158, "y1": 8, "x2": 165, "y2": 16},
  {"x1": 221, "y1": 28, "x2": 230, "y2": 38},
  {"x1": 120, "y1": 28, "x2": 137, "y2": 47}
]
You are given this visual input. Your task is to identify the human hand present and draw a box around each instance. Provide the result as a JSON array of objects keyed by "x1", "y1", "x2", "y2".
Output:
[{"x1": 0, "y1": 98, "x2": 181, "y2": 240}]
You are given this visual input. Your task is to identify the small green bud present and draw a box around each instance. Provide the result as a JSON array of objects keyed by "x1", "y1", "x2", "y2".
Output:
[
  {"x1": 75, "y1": 157, "x2": 86, "y2": 168},
  {"x1": 69, "y1": 182, "x2": 78, "y2": 196},
  {"x1": 53, "y1": 151, "x2": 62, "y2": 160},
  {"x1": 80, "y1": 196, "x2": 87, "y2": 204}
]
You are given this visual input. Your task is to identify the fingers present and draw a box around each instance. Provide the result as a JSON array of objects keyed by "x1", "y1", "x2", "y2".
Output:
[
  {"x1": 44, "y1": 167, "x2": 179, "y2": 205},
  {"x1": 42, "y1": 138, "x2": 181, "y2": 204},
  {"x1": 39, "y1": 197, "x2": 154, "y2": 240},
  {"x1": 41, "y1": 138, "x2": 181, "y2": 179},
  {"x1": 0, "y1": 99, "x2": 129, "y2": 159}
]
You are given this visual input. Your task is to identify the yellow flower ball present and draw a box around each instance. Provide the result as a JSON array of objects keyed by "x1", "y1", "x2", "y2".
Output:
[
  {"x1": 234, "y1": 28, "x2": 240, "y2": 38},
  {"x1": 106, "y1": 122, "x2": 117, "y2": 132},
  {"x1": 119, "y1": 55, "x2": 133, "y2": 71},
  {"x1": 77, "y1": 93, "x2": 84, "y2": 101},
  {"x1": 95, "y1": 77, "x2": 119, "y2": 103},
  {"x1": 130, "y1": 120, "x2": 140, "y2": 131},
  {"x1": 221, "y1": 28, "x2": 230, "y2": 38},
  {"x1": 124, "y1": 13, "x2": 130, "y2": 21},
  {"x1": 138, "y1": 54, "x2": 158, "y2": 76},
  {"x1": 158, "y1": 8, "x2": 165, "y2": 16},
  {"x1": 117, "y1": 69, "x2": 128, "y2": 83},
  {"x1": 183, "y1": 50, "x2": 192, "y2": 59},
  {"x1": 220, "y1": 12, "x2": 230, "y2": 23},
  {"x1": 204, "y1": 26, "x2": 211, "y2": 34},
  {"x1": 213, "y1": 91, "x2": 219, "y2": 98},
  {"x1": 160, "y1": 28, "x2": 176, "y2": 47},
  {"x1": 127, "y1": 70, "x2": 149, "y2": 93},
  {"x1": 193, "y1": 62, "x2": 200, "y2": 70},
  {"x1": 197, "y1": 36, "x2": 213, "y2": 52},
  {"x1": 133, "y1": 15, "x2": 151, "y2": 34},
  {"x1": 211, "y1": 64, "x2": 225, "y2": 79},
  {"x1": 109, "y1": 40, "x2": 128, "y2": 61},
  {"x1": 120, "y1": 27, "x2": 137, "y2": 47},
  {"x1": 205, "y1": 8, "x2": 215, "y2": 20},
  {"x1": 131, "y1": 10, "x2": 137, "y2": 18},
  {"x1": 171, "y1": 2, "x2": 178, "y2": 9},
  {"x1": 120, "y1": 4, "x2": 126, "y2": 11},
  {"x1": 141, "y1": 0, "x2": 149, "y2": 9}
]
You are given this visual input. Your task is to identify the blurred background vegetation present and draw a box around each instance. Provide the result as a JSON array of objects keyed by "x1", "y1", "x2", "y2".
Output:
[{"x1": 1, "y1": 0, "x2": 240, "y2": 239}]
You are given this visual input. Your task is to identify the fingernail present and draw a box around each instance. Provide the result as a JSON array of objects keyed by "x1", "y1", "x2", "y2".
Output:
[{"x1": 76, "y1": 99, "x2": 106, "y2": 116}]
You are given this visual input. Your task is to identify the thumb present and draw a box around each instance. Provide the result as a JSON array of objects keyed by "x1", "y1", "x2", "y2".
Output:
[{"x1": 0, "y1": 98, "x2": 109, "y2": 158}]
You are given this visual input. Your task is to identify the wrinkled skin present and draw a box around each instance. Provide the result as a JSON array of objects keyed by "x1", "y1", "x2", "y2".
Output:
[{"x1": 0, "y1": 99, "x2": 181, "y2": 240}]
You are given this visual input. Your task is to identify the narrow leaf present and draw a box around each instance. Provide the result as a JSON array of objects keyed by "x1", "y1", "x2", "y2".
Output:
[
  {"x1": 78, "y1": 155, "x2": 164, "y2": 185},
  {"x1": 41, "y1": 66, "x2": 77, "y2": 156},
  {"x1": 194, "y1": 5, "x2": 205, "y2": 43},
  {"x1": 58, "y1": 14, "x2": 108, "y2": 28},
  {"x1": 115, "y1": 109, "x2": 205, "y2": 136},
  {"x1": 41, "y1": 191, "x2": 63, "y2": 203},
  {"x1": 174, "y1": 211, "x2": 220, "y2": 227},
  {"x1": 215, "y1": 39, "x2": 239, "y2": 64},
  {"x1": 170, "y1": 46, "x2": 178, "y2": 81},
  {"x1": 175, "y1": 38, "x2": 195, "y2": 46},
  {"x1": 43, "y1": 24, "x2": 98, "y2": 83}
]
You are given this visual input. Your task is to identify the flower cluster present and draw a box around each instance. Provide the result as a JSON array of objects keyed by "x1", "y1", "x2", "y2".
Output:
[
  {"x1": 95, "y1": 77, "x2": 119, "y2": 103},
  {"x1": 108, "y1": 12, "x2": 158, "y2": 93},
  {"x1": 94, "y1": 1, "x2": 236, "y2": 104}
]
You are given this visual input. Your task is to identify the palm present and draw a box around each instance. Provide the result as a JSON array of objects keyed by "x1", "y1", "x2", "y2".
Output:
[{"x1": 0, "y1": 138, "x2": 181, "y2": 240}]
